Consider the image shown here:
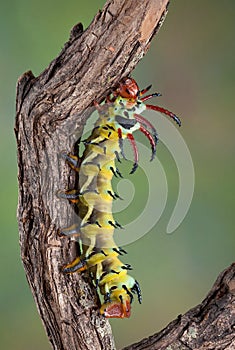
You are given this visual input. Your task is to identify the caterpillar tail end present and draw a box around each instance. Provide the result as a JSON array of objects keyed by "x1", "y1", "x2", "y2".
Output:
[{"x1": 100, "y1": 300, "x2": 131, "y2": 318}]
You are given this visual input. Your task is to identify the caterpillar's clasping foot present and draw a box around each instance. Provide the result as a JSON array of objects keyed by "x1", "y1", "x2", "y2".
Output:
[
  {"x1": 59, "y1": 150, "x2": 80, "y2": 172},
  {"x1": 59, "y1": 224, "x2": 80, "y2": 238},
  {"x1": 62, "y1": 257, "x2": 87, "y2": 274},
  {"x1": 56, "y1": 189, "x2": 80, "y2": 204}
]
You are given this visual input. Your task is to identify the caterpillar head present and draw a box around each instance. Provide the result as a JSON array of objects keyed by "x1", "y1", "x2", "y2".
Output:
[
  {"x1": 100, "y1": 299, "x2": 131, "y2": 318},
  {"x1": 114, "y1": 77, "x2": 139, "y2": 100}
]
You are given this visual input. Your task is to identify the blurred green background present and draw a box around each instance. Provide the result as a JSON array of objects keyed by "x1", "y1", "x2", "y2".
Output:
[{"x1": 1, "y1": 1, "x2": 234, "y2": 349}]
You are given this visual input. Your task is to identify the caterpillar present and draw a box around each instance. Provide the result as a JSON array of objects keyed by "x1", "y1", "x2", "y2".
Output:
[{"x1": 58, "y1": 77, "x2": 181, "y2": 318}]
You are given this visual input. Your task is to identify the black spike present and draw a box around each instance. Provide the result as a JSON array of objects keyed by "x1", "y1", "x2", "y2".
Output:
[
  {"x1": 115, "y1": 221, "x2": 124, "y2": 229},
  {"x1": 131, "y1": 280, "x2": 142, "y2": 304},
  {"x1": 142, "y1": 84, "x2": 152, "y2": 93},
  {"x1": 110, "y1": 285, "x2": 117, "y2": 291},
  {"x1": 95, "y1": 221, "x2": 102, "y2": 228},
  {"x1": 104, "y1": 292, "x2": 111, "y2": 303},
  {"x1": 87, "y1": 251, "x2": 97, "y2": 259},
  {"x1": 150, "y1": 147, "x2": 157, "y2": 162},
  {"x1": 108, "y1": 220, "x2": 117, "y2": 228},
  {"x1": 119, "y1": 294, "x2": 123, "y2": 304},
  {"x1": 117, "y1": 247, "x2": 127, "y2": 255},
  {"x1": 100, "y1": 271, "x2": 108, "y2": 281},
  {"x1": 153, "y1": 132, "x2": 159, "y2": 145},
  {"x1": 112, "y1": 247, "x2": 119, "y2": 254},
  {"x1": 114, "y1": 192, "x2": 123, "y2": 200},
  {"x1": 101, "y1": 250, "x2": 108, "y2": 256},
  {"x1": 110, "y1": 166, "x2": 123, "y2": 178},
  {"x1": 115, "y1": 167, "x2": 123, "y2": 178},
  {"x1": 113, "y1": 247, "x2": 127, "y2": 255},
  {"x1": 107, "y1": 125, "x2": 115, "y2": 131},
  {"x1": 107, "y1": 190, "x2": 116, "y2": 199},
  {"x1": 122, "y1": 264, "x2": 132, "y2": 270},
  {"x1": 130, "y1": 162, "x2": 138, "y2": 174},
  {"x1": 173, "y1": 114, "x2": 181, "y2": 127},
  {"x1": 115, "y1": 151, "x2": 122, "y2": 163},
  {"x1": 110, "y1": 166, "x2": 118, "y2": 177},
  {"x1": 118, "y1": 137, "x2": 127, "y2": 160},
  {"x1": 122, "y1": 284, "x2": 134, "y2": 303}
]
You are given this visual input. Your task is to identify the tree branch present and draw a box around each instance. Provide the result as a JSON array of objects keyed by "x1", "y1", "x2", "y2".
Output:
[
  {"x1": 123, "y1": 263, "x2": 235, "y2": 350},
  {"x1": 15, "y1": 1, "x2": 170, "y2": 349}
]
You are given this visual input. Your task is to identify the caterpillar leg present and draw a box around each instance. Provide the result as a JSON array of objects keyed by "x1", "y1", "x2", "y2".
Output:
[
  {"x1": 118, "y1": 128, "x2": 139, "y2": 174},
  {"x1": 59, "y1": 224, "x2": 80, "y2": 237},
  {"x1": 139, "y1": 84, "x2": 152, "y2": 96},
  {"x1": 145, "y1": 104, "x2": 181, "y2": 127},
  {"x1": 117, "y1": 128, "x2": 127, "y2": 160},
  {"x1": 139, "y1": 125, "x2": 156, "y2": 161},
  {"x1": 57, "y1": 189, "x2": 80, "y2": 204},
  {"x1": 60, "y1": 151, "x2": 80, "y2": 172},
  {"x1": 62, "y1": 256, "x2": 87, "y2": 273},
  {"x1": 127, "y1": 133, "x2": 138, "y2": 174},
  {"x1": 134, "y1": 113, "x2": 159, "y2": 145},
  {"x1": 140, "y1": 91, "x2": 161, "y2": 101}
]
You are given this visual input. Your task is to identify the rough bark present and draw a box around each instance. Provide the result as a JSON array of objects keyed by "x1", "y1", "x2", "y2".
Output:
[
  {"x1": 123, "y1": 263, "x2": 235, "y2": 350},
  {"x1": 15, "y1": 0, "x2": 235, "y2": 349},
  {"x1": 15, "y1": 1, "x2": 170, "y2": 349}
]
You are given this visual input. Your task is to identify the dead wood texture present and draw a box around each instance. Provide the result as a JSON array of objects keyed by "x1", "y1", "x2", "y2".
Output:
[
  {"x1": 15, "y1": 0, "x2": 235, "y2": 349},
  {"x1": 15, "y1": 1, "x2": 170, "y2": 349},
  {"x1": 123, "y1": 263, "x2": 235, "y2": 350}
]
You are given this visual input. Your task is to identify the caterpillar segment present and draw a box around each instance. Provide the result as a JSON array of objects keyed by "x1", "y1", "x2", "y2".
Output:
[{"x1": 58, "y1": 77, "x2": 181, "y2": 318}]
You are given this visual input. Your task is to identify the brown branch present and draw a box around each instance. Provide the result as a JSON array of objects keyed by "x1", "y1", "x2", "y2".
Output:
[
  {"x1": 15, "y1": 1, "x2": 170, "y2": 349},
  {"x1": 123, "y1": 263, "x2": 235, "y2": 350}
]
